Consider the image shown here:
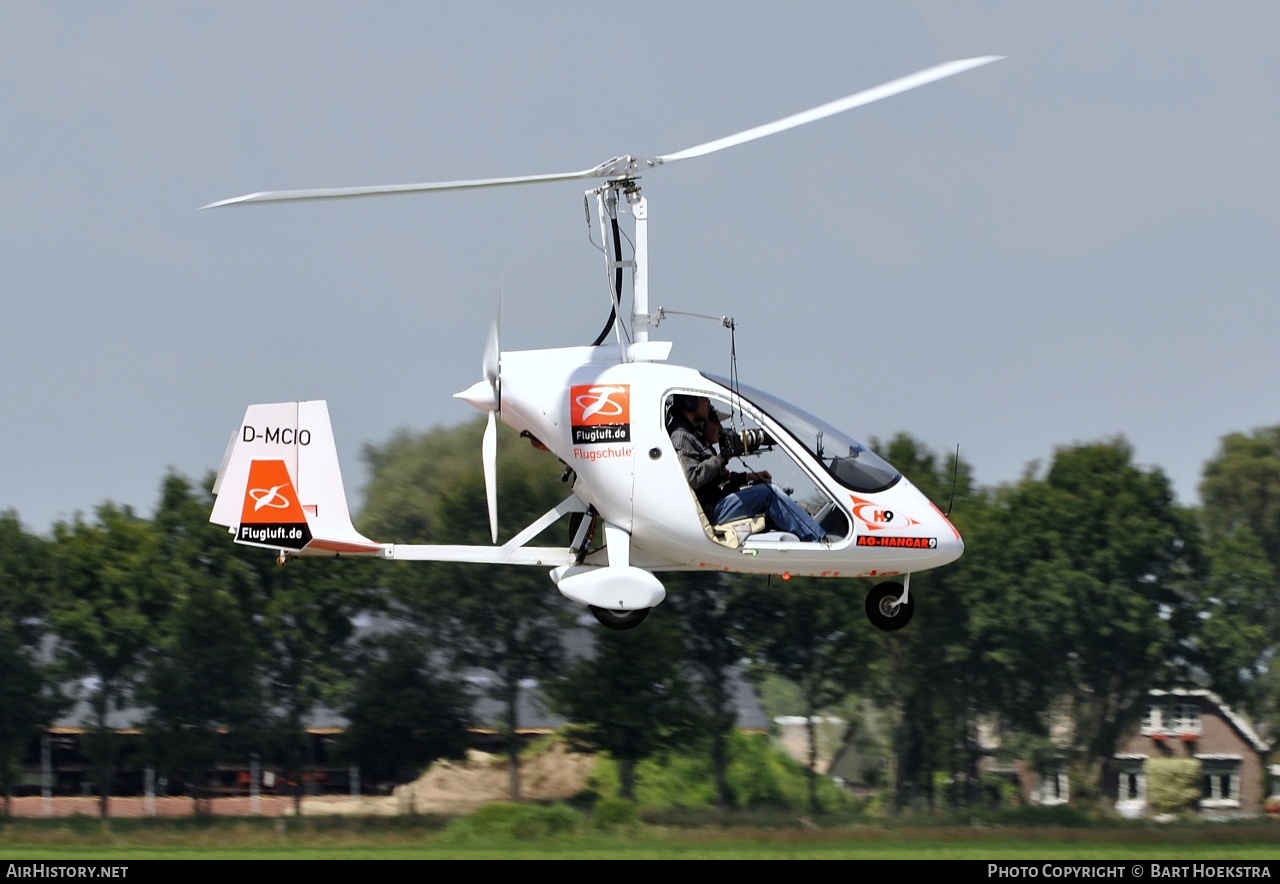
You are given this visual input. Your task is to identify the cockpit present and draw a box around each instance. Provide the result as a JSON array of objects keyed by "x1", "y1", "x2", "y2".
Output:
[
  {"x1": 703, "y1": 375, "x2": 901, "y2": 493},
  {"x1": 661, "y1": 376, "x2": 907, "y2": 549}
]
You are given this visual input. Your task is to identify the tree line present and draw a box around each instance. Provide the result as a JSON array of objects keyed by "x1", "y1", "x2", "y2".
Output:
[{"x1": 1, "y1": 418, "x2": 1278, "y2": 817}]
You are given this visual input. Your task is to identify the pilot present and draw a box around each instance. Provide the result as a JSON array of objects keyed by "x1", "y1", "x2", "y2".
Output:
[{"x1": 669, "y1": 396, "x2": 827, "y2": 543}]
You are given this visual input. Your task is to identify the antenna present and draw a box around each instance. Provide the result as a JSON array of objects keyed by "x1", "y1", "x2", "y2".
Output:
[{"x1": 945, "y1": 444, "x2": 961, "y2": 517}]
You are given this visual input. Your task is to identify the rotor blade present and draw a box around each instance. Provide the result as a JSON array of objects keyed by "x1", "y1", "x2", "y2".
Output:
[
  {"x1": 204, "y1": 56, "x2": 1001, "y2": 209},
  {"x1": 483, "y1": 411, "x2": 498, "y2": 544},
  {"x1": 203, "y1": 168, "x2": 605, "y2": 208},
  {"x1": 656, "y1": 56, "x2": 1004, "y2": 164}
]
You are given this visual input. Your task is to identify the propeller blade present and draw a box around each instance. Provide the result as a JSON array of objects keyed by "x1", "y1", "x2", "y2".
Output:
[
  {"x1": 655, "y1": 56, "x2": 1003, "y2": 164},
  {"x1": 482, "y1": 411, "x2": 498, "y2": 544},
  {"x1": 483, "y1": 313, "x2": 499, "y2": 387}
]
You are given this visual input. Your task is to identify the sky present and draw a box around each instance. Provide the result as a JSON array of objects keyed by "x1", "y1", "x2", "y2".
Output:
[{"x1": 2, "y1": 2, "x2": 1277, "y2": 534}]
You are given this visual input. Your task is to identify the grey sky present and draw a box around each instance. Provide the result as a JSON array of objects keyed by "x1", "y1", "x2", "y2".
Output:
[{"x1": 2, "y1": 2, "x2": 1277, "y2": 533}]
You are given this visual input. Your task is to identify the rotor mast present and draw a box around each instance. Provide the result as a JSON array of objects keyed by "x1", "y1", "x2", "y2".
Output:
[{"x1": 591, "y1": 175, "x2": 651, "y2": 352}]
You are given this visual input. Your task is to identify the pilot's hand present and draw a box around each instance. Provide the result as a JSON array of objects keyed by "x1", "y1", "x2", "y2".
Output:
[{"x1": 747, "y1": 470, "x2": 772, "y2": 484}]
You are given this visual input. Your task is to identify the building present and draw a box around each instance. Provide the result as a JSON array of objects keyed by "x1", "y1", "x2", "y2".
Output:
[
  {"x1": 1112, "y1": 688, "x2": 1270, "y2": 817},
  {"x1": 20, "y1": 616, "x2": 768, "y2": 798}
]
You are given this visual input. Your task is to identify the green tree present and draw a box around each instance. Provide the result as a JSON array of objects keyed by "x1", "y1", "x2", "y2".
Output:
[
  {"x1": 546, "y1": 614, "x2": 699, "y2": 800},
  {"x1": 975, "y1": 439, "x2": 1201, "y2": 803},
  {"x1": 48, "y1": 505, "x2": 171, "y2": 818},
  {"x1": 408, "y1": 478, "x2": 570, "y2": 802},
  {"x1": 0, "y1": 512, "x2": 59, "y2": 815},
  {"x1": 140, "y1": 579, "x2": 262, "y2": 813},
  {"x1": 1193, "y1": 527, "x2": 1276, "y2": 722},
  {"x1": 339, "y1": 633, "x2": 471, "y2": 786},
  {"x1": 360, "y1": 421, "x2": 500, "y2": 542},
  {"x1": 0, "y1": 511, "x2": 47, "y2": 635},
  {"x1": 131, "y1": 474, "x2": 265, "y2": 813},
  {"x1": 360, "y1": 418, "x2": 573, "y2": 802},
  {"x1": 250, "y1": 556, "x2": 374, "y2": 813},
  {"x1": 735, "y1": 575, "x2": 871, "y2": 814},
  {"x1": 662, "y1": 572, "x2": 749, "y2": 809},
  {"x1": 860, "y1": 435, "x2": 991, "y2": 811},
  {"x1": 0, "y1": 627, "x2": 54, "y2": 815},
  {"x1": 152, "y1": 471, "x2": 260, "y2": 614},
  {"x1": 1198, "y1": 427, "x2": 1280, "y2": 728},
  {"x1": 1200, "y1": 425, "x2": 1280, "y2": 581},
  {"x1": 151, "y1": 472, "x2": 373, "y2": 815}
]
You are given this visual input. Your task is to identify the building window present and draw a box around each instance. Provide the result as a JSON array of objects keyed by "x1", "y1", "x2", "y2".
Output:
[
  {"x1": 1116, "y1": 761, "x2": 1146, "y2": 804},
  {"x1": 1201, "y1": 761, "x2": 1240, "y2": 809},
  {"x1": 1124, "y1": 772, "x2": 1142, "y2": 801},
  {"x1": 1173, "y1": 704, "x2": 1201, "y2": 735},
  {"x1": 1037, "y1": 772, "x2": 1069, "y2": 805}
]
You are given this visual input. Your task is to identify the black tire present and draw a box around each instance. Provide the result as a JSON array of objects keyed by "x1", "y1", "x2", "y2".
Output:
[
  {"x1": 589, "y1": 606, "x2": 651, "y2": 630},
  {"x1": 865, "y1": 582, "x2": 914, "y2": 632}
]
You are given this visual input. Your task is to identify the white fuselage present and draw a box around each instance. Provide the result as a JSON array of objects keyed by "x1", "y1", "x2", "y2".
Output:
[{"x1": 498, "y1": 343, "x2": 962, "y2": 580}]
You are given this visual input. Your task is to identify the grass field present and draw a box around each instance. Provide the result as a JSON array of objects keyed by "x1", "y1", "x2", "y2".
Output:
[{"x1": 2, "y1": 817, "x2": 1278, "y2": 859}]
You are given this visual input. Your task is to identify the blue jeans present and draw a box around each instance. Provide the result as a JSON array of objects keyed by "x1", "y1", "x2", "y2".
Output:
[{"x1": 711, "y1": 483, "x2": 825, "y2": 542}]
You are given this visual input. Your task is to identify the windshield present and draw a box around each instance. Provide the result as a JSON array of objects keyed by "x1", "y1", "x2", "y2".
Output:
[{"x1": 704, "y1": 374, "x2": 901, "y2": 493}]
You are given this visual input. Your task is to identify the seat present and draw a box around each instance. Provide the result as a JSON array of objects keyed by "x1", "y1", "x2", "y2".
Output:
[
  {"x1": 709, "y1": 515, "x2": 767, "y2": 549},
  {"x1": 741, "y1": 531, "x2": 802, "y2": 549},
  {"x1": 694, "y1": 499, "x2": 765, "y2": 549}
]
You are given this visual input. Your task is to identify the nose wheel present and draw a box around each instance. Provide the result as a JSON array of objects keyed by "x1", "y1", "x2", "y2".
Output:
[{"x1": 865, "y1": 581, "x2": 914, "y2": 631}]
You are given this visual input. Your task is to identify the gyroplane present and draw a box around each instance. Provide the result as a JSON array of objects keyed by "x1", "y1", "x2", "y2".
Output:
[{"x1": 207, "y1": 56, "x2": 1002, "y2": 630}]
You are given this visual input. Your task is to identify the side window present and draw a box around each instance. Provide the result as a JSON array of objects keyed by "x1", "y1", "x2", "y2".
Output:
[{"x1": 708, "y1": 397, "x2": 848, "y2": 540}]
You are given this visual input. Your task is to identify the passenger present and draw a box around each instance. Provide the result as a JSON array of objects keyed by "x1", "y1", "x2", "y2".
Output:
[{"x1": 669, "y1": 396, "x2": 826, "y2": 543}]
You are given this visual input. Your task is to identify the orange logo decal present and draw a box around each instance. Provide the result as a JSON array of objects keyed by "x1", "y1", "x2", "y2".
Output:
[
  {"x1": 849, "y1": 494, "x2": 920, "y2": 532},
  {"x1": 570, "y1": 384, "x2": 631, "y2": 444},
  {"x1": 240, "y1": 460, "x2": 306, "y2": 525},
  {"x1": 570, "y1": 385, "x2": 630, "y2": 425}
]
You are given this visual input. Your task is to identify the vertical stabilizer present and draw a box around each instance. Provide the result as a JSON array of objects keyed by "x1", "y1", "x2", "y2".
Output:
[{"x1": 210, "y1": 401, "x2": 383, "y2": 556}]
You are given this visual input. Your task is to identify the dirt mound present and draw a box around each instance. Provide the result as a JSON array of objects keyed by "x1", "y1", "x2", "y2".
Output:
[
  {"x1": 396, "y1": 743, "x2": 597, "y2": 814},
  {"x1": 296, "y1": 742, "x2": 597, "y2": 817}
]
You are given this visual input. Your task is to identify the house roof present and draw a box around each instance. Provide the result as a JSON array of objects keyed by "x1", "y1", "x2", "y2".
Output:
[{"x1": 1149, "y1": 688, "x2": 1270, "y2": 754}]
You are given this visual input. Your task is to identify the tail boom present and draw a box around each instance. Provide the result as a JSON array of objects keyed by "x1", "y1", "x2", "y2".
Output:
[{"x1": 210, "y1": 401, "x2": 582, "y2": 566}]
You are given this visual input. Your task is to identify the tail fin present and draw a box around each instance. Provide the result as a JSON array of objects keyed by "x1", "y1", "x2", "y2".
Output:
[{"x1": 210, "y1": 401, "x2": 383, "y2": 556}]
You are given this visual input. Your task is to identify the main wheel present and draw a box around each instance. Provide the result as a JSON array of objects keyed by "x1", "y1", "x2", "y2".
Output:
[
  {"x1": 865, "y1": 582, "x2": 914, "y2": 631},
  {"x1": 589, "y1": 606, "x2": 651, "y2": 630}
]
